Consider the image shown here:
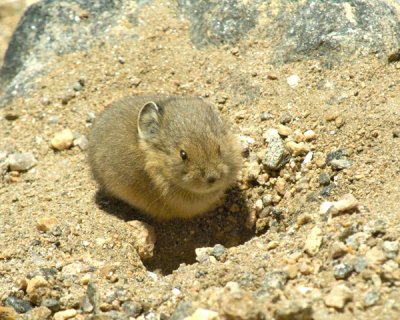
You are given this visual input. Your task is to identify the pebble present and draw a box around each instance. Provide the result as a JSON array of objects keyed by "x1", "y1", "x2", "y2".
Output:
[
  {"x1": 319, "y1": 172, "x2": 330, "y2": 186},
  {"x1": 330, "y1": 241, "x2": 348, "y2": 259},
  {"x1": 26, "y1": 276, "x2": 50, "y2": 294},
  {"x1": 26, "y1": 306, "x2": 52, "y2": 319},
  {"x1": 73, "y1": 135, "x2": 89, "y2": 151},
  {"x1": 304, "y1": 226, "x2": 323, "y2": 256},
  {"x1": 334, "y1": 263, "x2": 354, "y2": 279},
  {"x1": 8, "y1": 152, "x2": 37, "y2": 171},
  {"x1": 277, "y1": 124, "x2": 292, "y2": 137},
  {"x1": 383, "y1": 241, "x2": 399, "y2": 259},
  {"x1": 61, "y1": 91, "x2": 75, "y2": 105},
  {"x1": 0, "y1": 306, "x2": 17, "y2": 319},
  {"x1": 262, "y1": 129, "x2": 287, "y2": 170},
  {"x1": 363, "y1": 290, "x2": 380, "y2": 307},
  {"x1": 279, "y1": 113, "x2": 292, "y2": 125},
  {"x1": 53, "y1": 309, "x2": 77, "y2": 320},
  {"x1": 254, "y1": 199, "x2": 263, "y2": 212},
  {"x1": 393, "y1": 129, "x2": 400, "y2": 138},
  {"x1": 121, "y1": 301, "x2": 142, "y2": 318},
  {"x1": 260, "y1": 112, "x2": 273, "y2": 121},
  {"x1": 324, "y1": 284, "x2": 353, "y2": 309},
  {"x1": 195, "y1": 247, "x2": 210, "y2": 263},
  {"x1": 36, "y1": 217, "x2": 58, "y2": 232},
  {"x1": 267, "y1": 73, "x2": 278, "y2": 80},
  {"x1": 130, "y1": 77, "x2": 142, "y2": 87},
  {"x1": 247, "y1": 162, "x2": 261, "y2": 181},
  {"x1": 5, "y1": 296, "x2": 32, "y2": 313},
  {"x1": 326, "y1": 193, "x2": 359, "y2": 216},
  {"x1": 275, "y1": 178, "x2": 286, "y2": 196},
  {"x1": 262, "y1": 194, "x2": 273, "y2": 206},
  {"x1": 274, "y1": 299, "x2": 312, "y2": 320},
  {"x1": 287, "y1": 75, "x2": 300, "y2": 88},
  {"x1": 48, "y1": 115, "x2": 60, "y2": 124},
  {"x1": 73, "y1": 82, "x2": 83, "y2": 91},
  {"x1": 326, "y1": 149, "x2": 346, "y2": 164},
  {"x1": 220, "y1": 287, "x2": 257, "y2": 320},
  {"x1": 86, "y1": 112, "x2": 96, "y2": 123},
  {"x1": 303, "y1": 130, "x2": 316, "y2": 141},
  {"x1": 262, "y1": 271, "x2": 288, "y2": 290},
  {"x1": 41, "y1": 299, "x2": 61, "y2": 312},
  {"x1": 51, "y1": 129, "x2": 74, "y2": 150},
  {"x1": 211, "y1": 244, "x2": 225, "y2": 259},
  {"x1": 354, "y1": 256, "x2": 367, "y2": 273},
  {"x1": 5, "y1": 113, "x2": 19, "y2": 121},
  {"x1": 127, "y1": 220, "x2": 156, "y2": 260},
  {"x1": 302, "y1": 151, "x2": 313, "y2": 166},
  {"x1": 365, "y1": 246, "x2": 387, "y2": 267},
  {"x1": 335, "y1": 116, "x2": 345, "y2": 128},
  {"x1": 285, "y1": 141, "x2": 308, "y2": 156},
  {"x1": 185, "y1": 308, "x2": 219, "y2": 320},
  {"x1": 330, "y1": 159, "x2": 352, "y2": 170}
]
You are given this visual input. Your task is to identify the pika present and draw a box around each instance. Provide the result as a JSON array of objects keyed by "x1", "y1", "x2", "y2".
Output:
[{"x1": 88, "y1": 95, "x2": 242, "y2": 219}]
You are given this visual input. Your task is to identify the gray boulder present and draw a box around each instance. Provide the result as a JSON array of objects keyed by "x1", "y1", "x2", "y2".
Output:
[{"x1": 1, "y1": 0, "x2": 400, "y2": 107}]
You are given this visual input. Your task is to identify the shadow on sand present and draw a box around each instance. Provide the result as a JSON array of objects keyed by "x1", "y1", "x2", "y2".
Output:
[{"x1": 95, "y1": 186, "x2": 253, "y2": 275}]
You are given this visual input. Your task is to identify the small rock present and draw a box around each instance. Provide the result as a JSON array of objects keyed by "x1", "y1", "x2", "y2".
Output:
[
  {"x1": 126, "y1": 220, "x2": 156, "y2": 260},
  {"x1": 118, "y1": 57, "x2": 125, "y2": 64},
  {"x1": 86, "y1": 112, "x2": 96, "y2": 123},
  {"x1": 324, "y1": 284, "x2": 353, "y2": 309},
  {"x1": 8, "y1": 153, "x2": 37, "y2": 171},
  {"x1": 73, "y1": 135, "x2": 89, "y2": 151},
  {"x1": 319, "y1": 172, "x2": 330, "y2": 186},
  {"x1": 26, "y1": 276, "x2": 50, "y2": 294},
  {"x1": 326, "y1": 149, "x2": 346, "y2": 164},
  {"x1": 330, "y1": 241, "x2": 348, "y2": 259},
  {"x1": 371, "y1": 219, "x2": 386, "y2": 236},
  {"x1": 211, "y1": 244, "x2": 225, "y2": 259},
  {"x1": 247, "y1": 162, "x2": 261, "y2": 181},
  {"x1": 220, "y1": 288, "x2": 257, "y2": 320},
  {"x1": 121, "y1": 301, "x2": 142, "y2": 318},
  {"x1": 48, "y1": 115, "x2": 59, "y2": 124},
  {"x1": 267, "y1": 73, "x2": 278, "y2": 80},
  {"x1": 26, "y1": 306, "x2": 52, "y2": 319},
  {"x1": 303, "y1": 130, "x2": 317, "y2": 141},
  {"x1": 327, "y1": 194, "x2": 359, "y2": 216},
  {"x1": 53, "y1": 309, "x2": 77, "y2": 320},
  {"x1": 393, "y1": 129, "x2": 400, "y2": 138},
  {"x1": 170, "y1": 301, "x2": 194, "y2": 320},
  {"x1": 262, "y1": 271, "x2": 288, "y2": 290},
  {"x1": 0, "y1": 306, "x2": 17, "y2": 319},
  {"x1": 5, "y1": 113, "x2": 19, "y2": 121},
  {"x1": 61, "y1": 91, "x2": 75, "y2": 105},
  {"x1": 81, "y1": 295, "x2": 93, "y2": 313},
  {"x1": 275, "y1": 177, "x2": 286, "y2": 196},
  {"x1": 302, "y1": 151, "x2": 313, "y2": 166},
  {"x1": 364, "y1": 290, "x2": 380, "y2": 307},
  {"x1": 304, "y1": 226, "x2": 323, "y2": 256},
  {"x1": 335, "y1": 116, "x2": 345, "y2": 128},
  {"x1": 287, "y1": 75, "x2": 300, "y2": 88},
  {"x1": 274, "y1": 299, "x2": 313, "y2": 320},
  {"x1": 130, "y1": 77, "x2": 142, "y2": 87},
  {"x1": 260, "y1": 112, "x2": 273, "y2": 121},
  {"x1": 334, "y1": 263, "x2": 354, "y2": 279},
  {"x1": 330, "y1": 159, "x2": 352, "y2": 170},
  {"x1": 185, "y1": 308, "x2": 219, "y2": 320},
  {"x1": 354, "y1": 256, "x2": 367, "y2": 273},
  {"x1": 195, "y1": 247, "x2": 210, "y2": 263},
  {"x1": 51, "y1": 129, "x2": 74, "y2": 150},
  {"x1": 383, "y1": 241, "x2": 399, "y2": 259},
  {"x1": 5, "y1": 296, "x2": 32, "y2": 314},
  {"x1": 41, "y1": 299, "x2": 61, "y2": 312},
  {"x1": 277, "y1": 124, "x2": 292, "y2": 137},
  {"x1": 267, "y1": 241, "x2": 279, "y2": 250},
  {"x1": 365, "y1": 247, "x2": 387, "y2": 267},
  {"x1": 72, "y1": 82, "x2": 83, "y2": 91},
  {"x1": 262, "y1": 129, "x2": 287, "y2": 170},
  {"x1": 279, "y1": 113, "x2": 292, "y2": 125},
  {"x1": 36, "y1": 217, "x2": 58, "y2": 232},
  {"x1": 262, "y1": 194, "x2": 273, "y2": 206},
  {"x1": 285, "y1": 141, "x2": 308, "y2": 156}
]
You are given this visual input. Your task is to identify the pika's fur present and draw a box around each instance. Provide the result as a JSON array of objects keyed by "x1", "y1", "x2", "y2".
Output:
[{"x1": 88, "y1": 95, "x2": 242, "y2": 219}]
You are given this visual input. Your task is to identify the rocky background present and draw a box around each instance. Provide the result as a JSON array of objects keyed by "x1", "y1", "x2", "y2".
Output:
[{"x1": 0, "y1": 0, "x2": 400, "y2": 319}]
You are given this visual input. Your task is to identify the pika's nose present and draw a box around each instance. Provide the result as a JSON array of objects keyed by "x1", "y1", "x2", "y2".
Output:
[{"x1": 207, "y1": 175, "x2": 217, "y2": 184}]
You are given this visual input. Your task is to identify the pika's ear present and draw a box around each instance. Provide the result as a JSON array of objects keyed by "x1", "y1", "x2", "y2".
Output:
[{"x1": 137, "y1": 101, "x2": 163, "y2": 140}]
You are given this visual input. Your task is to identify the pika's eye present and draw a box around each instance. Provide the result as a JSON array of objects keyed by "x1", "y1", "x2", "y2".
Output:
[{"x1": 180, "y1": 150, "x2": 187, "y2": 160}]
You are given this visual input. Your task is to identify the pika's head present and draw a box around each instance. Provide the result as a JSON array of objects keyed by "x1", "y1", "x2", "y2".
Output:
[{"x1": 137, "y1": 97, "x2": 241, "y2": 195}]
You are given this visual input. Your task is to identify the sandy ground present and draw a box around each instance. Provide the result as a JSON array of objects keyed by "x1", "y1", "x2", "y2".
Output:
[{"x1": 0, "y1": 2, "x2": 400, "y2": 319}]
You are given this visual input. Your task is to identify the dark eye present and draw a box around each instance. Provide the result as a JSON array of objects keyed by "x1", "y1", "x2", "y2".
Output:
[{"x1": 180, "y1": 150, "x2": 187, "y2": 160}]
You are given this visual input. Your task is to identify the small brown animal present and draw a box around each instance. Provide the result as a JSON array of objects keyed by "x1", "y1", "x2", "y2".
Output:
[{"x1": 88, "y1": 95, "x2": 242, "y2": 219}]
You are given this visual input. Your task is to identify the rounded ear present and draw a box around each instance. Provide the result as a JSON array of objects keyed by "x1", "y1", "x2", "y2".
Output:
[{"x1": 137, "y1": 101, "x2": 163, "y2": 140}]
